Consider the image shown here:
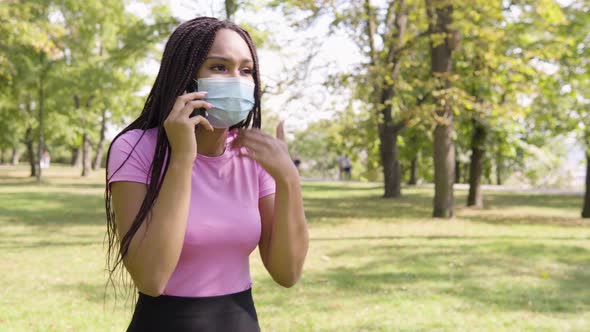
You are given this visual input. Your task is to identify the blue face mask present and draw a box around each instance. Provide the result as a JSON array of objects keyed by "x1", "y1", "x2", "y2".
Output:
[{"x1": 197, "y1": 77, "x2": 255, "y2": 128}]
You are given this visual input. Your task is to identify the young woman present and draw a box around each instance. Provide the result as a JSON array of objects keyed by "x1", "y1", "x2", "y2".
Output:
[{"x1": 104, "y1": 17, "x2": 308, "y2": 332}]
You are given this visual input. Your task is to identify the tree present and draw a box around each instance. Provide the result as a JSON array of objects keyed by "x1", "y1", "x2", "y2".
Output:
[
  {"x1": 274, "y1": 0, "x2": 435, "y2": 197},
  {"x1": 56, "y1": 0, "x2": 176, "y2": 176},
  {"x1": 0, "y1": 1, "x2": 65, "y2": 179},
  {"x1": 426, "y1": 0, "x2": 456, "y2": 218},
  {"x1": 556, "y1": 1, "x2": 590, "y2": 217}
]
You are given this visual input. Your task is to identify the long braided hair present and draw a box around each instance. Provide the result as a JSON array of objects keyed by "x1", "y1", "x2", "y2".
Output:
[{"x1": 103, "y1": 17, "x2": 262, "y2": 304}]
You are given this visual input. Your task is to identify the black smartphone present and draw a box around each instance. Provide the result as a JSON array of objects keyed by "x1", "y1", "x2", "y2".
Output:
[{"x1": 187, "y1": 80, "x2": 208, "y2": 118}]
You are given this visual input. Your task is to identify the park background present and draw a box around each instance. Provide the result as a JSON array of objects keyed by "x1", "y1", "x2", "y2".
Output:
[{"x1": 1, "y1": 0, "x2": 589, "y2": 331}]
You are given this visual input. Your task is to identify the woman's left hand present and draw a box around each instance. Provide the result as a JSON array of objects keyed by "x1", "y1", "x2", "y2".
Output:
[{"x1": 231, "y1": 121, "x2": 298, "y2": 181}]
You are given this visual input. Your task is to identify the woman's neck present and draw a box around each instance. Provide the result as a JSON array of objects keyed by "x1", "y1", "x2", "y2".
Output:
[{"x1": 195, "y1": 127, "x2": 228, "y2": 157}]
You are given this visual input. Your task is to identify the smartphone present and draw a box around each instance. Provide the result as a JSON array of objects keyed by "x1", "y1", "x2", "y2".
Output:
[{"x1": 187, "y1": 79, "x2": 208, "y2": 118}]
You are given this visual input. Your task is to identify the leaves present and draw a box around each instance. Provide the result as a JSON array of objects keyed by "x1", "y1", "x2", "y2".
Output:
[{"x1": 0, "y1": 0, "x2": 176, "y2": 161}]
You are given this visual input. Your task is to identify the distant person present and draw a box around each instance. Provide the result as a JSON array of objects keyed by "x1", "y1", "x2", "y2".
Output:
[
  {"x1": 104, "y1": 17, "x2": 308, "y2": 332},
  {"x1": 342, "y1": 155, "x2": 351, "y2": 180},
  {"x1": 40, "y1": 151, "x2": 50, "y2": 169}
]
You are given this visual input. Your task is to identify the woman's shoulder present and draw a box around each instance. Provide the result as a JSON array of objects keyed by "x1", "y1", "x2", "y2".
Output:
[
  {"x1": 107, "y1": 128, "x2": 160, "y2": 180},
  {"x1": 112, "y1": 127, "x2": 159, "y2": 151}
]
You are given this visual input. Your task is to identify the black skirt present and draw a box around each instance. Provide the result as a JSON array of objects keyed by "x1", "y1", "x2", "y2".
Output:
[{"x1": 126, "y1": 288, "x2": 260, "y2": 332}]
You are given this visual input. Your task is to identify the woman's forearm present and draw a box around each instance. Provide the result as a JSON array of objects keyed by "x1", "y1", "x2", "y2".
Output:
[
  {"x1": 266, "y1": 174, "x2": 309, "y2": 287},
  {"x1": 125, "y1": 157, "x2": 193, "y2": 295}
]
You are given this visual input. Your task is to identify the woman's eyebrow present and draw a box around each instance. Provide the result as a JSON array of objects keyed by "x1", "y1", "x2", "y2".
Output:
[{"x1": 205, "y1": 56, "x2": 253, "y2": 64}]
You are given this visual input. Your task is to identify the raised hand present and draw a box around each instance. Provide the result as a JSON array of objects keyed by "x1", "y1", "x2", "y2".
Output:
[
  {"x1": 164, "y1": 91, "x2": 214, "y2": 163},
  {"x1": 231, "y1": 121, "x2": 297, "y2": 180}
]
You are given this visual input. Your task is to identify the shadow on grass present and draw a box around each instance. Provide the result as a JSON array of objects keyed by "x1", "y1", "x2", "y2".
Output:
[
  {"x1": 0, "y1": 178, "x2": 38, "y2": 187},
  {"x1": 307, "y1": 241, "x2": 590, "y2": 314},
  {"x1": 301, "y1": 183, "x2": 588, "y2": 227},
  {"x1": 0, "y1": 191, "x2": 105, "y2": 227},
  {"x1": 52, "y1": 281, "x2": 137, "y2": 306},
  {"x1": 464, "y1": 213, "x2": 589, "y2": 228},
  {"x1": 483, "y1": 193, "x2": 583, "y2": 210},
  {"x1": 302, "y1": 183, "x2": 384, "y2": 192},
  {"x1": 312, "y1": 235, "x2": 590, "y2": 241},
  {"x1": 304, "y1": 196, "x2": 432, "y2": 223},
  {"x1": 0, "y1": 240, "x2": 100, "y2": 250},
  {"x1": 47, "y1": 182, "x2": 106, "y2": 189},
  {"x1": 0, "y1": 177, "x2": 105, "y2": 189}
]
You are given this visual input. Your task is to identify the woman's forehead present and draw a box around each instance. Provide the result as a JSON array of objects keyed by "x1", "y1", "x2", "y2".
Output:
[{"x1": 207, "y1": 29, "x2": 253, "y2": 62}]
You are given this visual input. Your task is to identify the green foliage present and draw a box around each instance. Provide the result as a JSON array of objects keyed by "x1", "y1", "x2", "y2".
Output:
[
  {"x1": 280, "y1": 0, "x2": 586, "y2": 192},
  {"x1": 0, "y1": 0, "x2": 177, "y2": 171},
  {"x1": 556, "y1": 1, "x2": 590, "y2": 155},
  {"x1": 289, "y1": 99, "x2": 383, "y2": 181}
]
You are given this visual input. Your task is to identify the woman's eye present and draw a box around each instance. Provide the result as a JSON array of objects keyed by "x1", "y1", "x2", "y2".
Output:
[
  {"x1": 211, "y1": 65, "x2": 226, "y2": 72},
  {"x1": 241, "y1": 68, "x2": 253, "y2": 75}
]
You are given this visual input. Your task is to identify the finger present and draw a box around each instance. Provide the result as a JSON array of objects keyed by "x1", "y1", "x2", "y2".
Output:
[
  {"x1": 233, "y1": 133, "x2": 267, "y2": 151},
  {"x1": 171, "y1": 92, "x2": 208, "y2": 116},
  {"x1": 189, "y1": 115, "x2": 214, "y2": 131},
  {"x1": 174, "y1": 91, "x2": 207, "y2": 111},
  {"x1": 236, "y1": 147, "x2": 258, "y2": 161},
  {"x1": 180, "y1": 100, "x2": 213, "y2": 117},
  {"x1": 232, "y1": 136, "x2": 266, "y2": 154},
  {"x1": 237, "y1": 128, "x2": 271, "y2": 145},
  {"x1": 276, "y1": 120, "x2": 285, "y2": 141},
  {"x1": 180, "y1": 91, "x2": 208, "y2": 102}
]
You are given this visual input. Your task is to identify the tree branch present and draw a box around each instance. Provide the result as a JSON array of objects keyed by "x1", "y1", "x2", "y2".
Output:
[{"x1": 364, "y1": 0, "x2": 378, "y2": 66}]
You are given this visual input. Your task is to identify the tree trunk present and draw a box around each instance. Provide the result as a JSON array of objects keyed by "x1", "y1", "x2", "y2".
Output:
[
  {"x1": 364, "y1": 0, "x2": 407, "y2": 198},
  {"x1": 455, "y1": 159, "x2": 461, "y2": 184},
  {"x1": 79, "y1": 95, "x2": 94, "y2": 176},
  {"x1": 463, "y1": 163, "x2": 469, "y2": 184},
  {"x1": 71, "y1": 147, "x2": 78, "y2": 166},
  {"x1": 433, "y1": 125, "x2": 455, "y2": 217},
  {"x1": 484, "y1": 160, "x2": 493, "y2": 185},
  {"x1": 0, "y1": 150, "x2": 4, "y2": 164},
  {"x1": 467, "y1": 120, "x2": 486, "y2": 207},
  {"x1": 92, "y1": 140, "x2": 104, "y2": 170},
  {"x1": 11, "y1": 148, "x2": 19, "y2": 165},
  {"x1": 25, "y1": 126, "x2": 36, "y2": 177},
  {"x1": 408, "y1": 156, "x2": 418, "y2": 185},
  {"x1": 496, "y1": 150, "x2": 503, "y2": 185},
  {"x1": 92, "y1": 109, "x2": 107, "y2": 170},
  {"x1": 75, "y1": 146, "x2": 83, "y2": 167},
  {"x1": 81, "y1": 133, "x2": 92, "y2": 177},
  {"x1": 72, "y1": 95, "x2": 84, "y2": 169},
  {"x1": 428, "y1": 0, "x2": 455, "y2": 218},
  {"x1": 582, "y1": 153, "x2": 590, "y2": 218},
  {"x1": 37, "y1": 51, "x2": 46, "y2": 183},
  {"x1": 380, "y1": 122, "x2": 402, "y2": 197}
]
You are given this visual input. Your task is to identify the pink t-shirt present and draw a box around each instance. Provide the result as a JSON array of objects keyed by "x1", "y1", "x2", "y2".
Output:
[{"x1": 107, "y1": 128, "x2": 276, "y2": 297}]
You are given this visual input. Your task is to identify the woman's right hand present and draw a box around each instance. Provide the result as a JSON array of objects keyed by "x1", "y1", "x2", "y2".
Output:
[{"x1": 164, "y1": 91, "x2": 214, "y2": 163}]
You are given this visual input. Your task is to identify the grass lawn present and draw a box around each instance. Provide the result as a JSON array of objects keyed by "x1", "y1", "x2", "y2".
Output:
[{"x1": 1, "y1": 164, "x2": 589, "y2": 332}]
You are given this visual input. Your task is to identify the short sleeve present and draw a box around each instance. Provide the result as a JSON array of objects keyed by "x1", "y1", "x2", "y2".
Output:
[
  {"x1": 257, "y1": 163, "x2": 276, "y2": 199},
  {"x1": 107, "y1": 131, "x2": 152, "y2": 187}
]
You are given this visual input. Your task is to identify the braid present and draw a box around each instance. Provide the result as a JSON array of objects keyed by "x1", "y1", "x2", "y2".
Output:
[
  {"x1": 103, "y1": 17, "x2": 264, "y2": 306},
  {"x1": 235, "y1": 27, "x2": 262, "y2": 128}
]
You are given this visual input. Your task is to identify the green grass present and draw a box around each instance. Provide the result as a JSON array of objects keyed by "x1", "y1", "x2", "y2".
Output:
[{"x1": 1, "y1": 164, "x2": 589, "y2": 331}]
